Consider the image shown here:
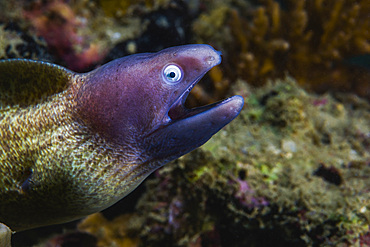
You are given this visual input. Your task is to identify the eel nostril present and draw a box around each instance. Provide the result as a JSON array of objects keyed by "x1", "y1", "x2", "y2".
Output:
[{"x1": 205, "y1": 56, "x2": 216, "y2": 65}]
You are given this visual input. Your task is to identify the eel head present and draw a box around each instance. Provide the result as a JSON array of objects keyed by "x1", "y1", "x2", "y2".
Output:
[{"x1": 76, "y1": 44, "x2": 244, "y2": 167}]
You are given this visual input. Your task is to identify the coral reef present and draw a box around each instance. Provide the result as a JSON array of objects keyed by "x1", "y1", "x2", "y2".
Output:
[
  {"x1": 13, "y1": 0, "x2": 108, "y2": 71},
  {"x1": 0, "y1": 0, "x2": 171, "y2": 71},
  {"x1": 20, "y1": 0, "x2": 124, "y2": 71},
  {"x1": 42, "y1": 231, "x2": 97, "y2": 247},
  {"x1": 129, "y1": 78, "x2": 369, "y2": 246},
  {"x1": 193, "y1": 0, "x2": 370, "y2": 102},
  {"x1": 98, "y1": 0, "x2": 172, "y2": 18},
  {"x1": 103, "y1": 0, "x2": 191, "y2": 62},
  {"x1": 1, "y1": 0, "x2": 369, "y2": 95},
  {"x1": 0, "y1": 22, "x2": 53, "y2": 60},
  {"x1": 38, "y1": 77, "x2": 369, "y2": 247},
  {"x1": 78, "y1": 213, "x2": 140, "y2": 247}
]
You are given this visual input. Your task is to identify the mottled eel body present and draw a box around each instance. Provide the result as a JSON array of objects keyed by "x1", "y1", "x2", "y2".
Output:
[{"x1": 0, "y1": 45, "x2": 243, "y2": 232}]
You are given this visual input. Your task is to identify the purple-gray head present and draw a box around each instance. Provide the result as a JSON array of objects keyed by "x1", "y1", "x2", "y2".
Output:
[{"x1": 76, "y1": 44, "x2": 244, "y2": 167}]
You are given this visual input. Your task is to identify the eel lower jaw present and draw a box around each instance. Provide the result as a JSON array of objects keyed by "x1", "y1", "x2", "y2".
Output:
[
  {"x1": 172, "y1": 95, "x2": 244, "y2": 124},
  {"x1": 146, "y1": 91, "x2": 243, "y2": 164}
]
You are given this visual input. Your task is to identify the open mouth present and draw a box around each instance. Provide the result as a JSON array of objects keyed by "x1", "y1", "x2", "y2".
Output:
[
  {"x1": 167, "y1": 73, "x2": 239, "y2": 123},
  {"x1": 167, "y1": 74, "x2": 210, "y2": 121}
]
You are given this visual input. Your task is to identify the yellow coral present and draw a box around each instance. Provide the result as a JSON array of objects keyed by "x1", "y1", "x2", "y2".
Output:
[
  {"x1": 99, "y1": 0, "x2": 170, "y2": 17},
  {"x1": 78, "y1": 213, "x2": 140, "y2": 247},
  {"x1": 99, "y1": 0, "x2": 134, "y2": 17},
  {"x1": 193, "y1": 0, "x2": 370, "y2": 101}
]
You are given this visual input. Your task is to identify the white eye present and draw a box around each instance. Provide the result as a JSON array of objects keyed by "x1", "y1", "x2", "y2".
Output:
[{"x1": 163, "y1": 64, "x2": 183, "y2": 84}]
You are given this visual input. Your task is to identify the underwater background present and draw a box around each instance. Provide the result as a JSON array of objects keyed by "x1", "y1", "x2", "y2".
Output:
[{"x1": 0, "y1": 0, "x2": 369, "y2": 246}]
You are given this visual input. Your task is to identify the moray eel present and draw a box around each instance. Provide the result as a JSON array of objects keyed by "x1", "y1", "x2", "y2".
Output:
[{"x1": 0, "y1": 44, "x2": 243, "y2": 232}]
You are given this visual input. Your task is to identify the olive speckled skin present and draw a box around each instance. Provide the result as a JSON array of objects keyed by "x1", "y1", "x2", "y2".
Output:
[{"x1": 0, "y1": 45, "x2": 243, "y2": 231}]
